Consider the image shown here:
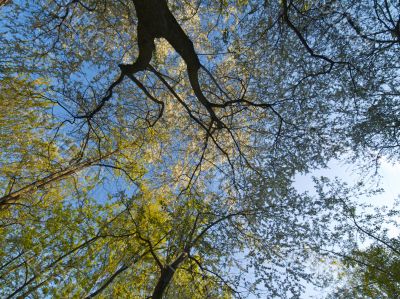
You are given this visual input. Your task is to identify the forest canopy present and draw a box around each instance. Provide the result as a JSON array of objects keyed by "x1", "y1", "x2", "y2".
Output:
[{"x1": 0, "y1": 0, "x2": 399, "y2": 298}]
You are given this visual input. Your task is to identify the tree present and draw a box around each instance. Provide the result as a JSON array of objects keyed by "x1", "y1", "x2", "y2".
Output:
[
  {"x1": 337, "y1": 243, "x2": 400, "y2": 298},
  {"x1": 0, "y1": 76, "x2": 56, "y2": 200},
  {"x1": 1, "y1": 0, "x2": 400, "y2": 298},
  {"x1": 298, "y1": 174, "x2": 400, "y2": 298},
  {"x1": 324, "y1": 198, "x2": 400, "y2": 298}
]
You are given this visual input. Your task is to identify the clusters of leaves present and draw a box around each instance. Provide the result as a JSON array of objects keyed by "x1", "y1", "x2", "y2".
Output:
[
  {"x1": 1, "y1": 0, "x2": 400, "y2": 298},
  {"x1": 324, "y1": 197, "x2": 400, "y2": 298}
]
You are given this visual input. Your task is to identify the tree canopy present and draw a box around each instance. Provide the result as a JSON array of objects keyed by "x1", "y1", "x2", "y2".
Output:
[{"x1": 1, "y1": 0, "x2": 399, "y2": 298}]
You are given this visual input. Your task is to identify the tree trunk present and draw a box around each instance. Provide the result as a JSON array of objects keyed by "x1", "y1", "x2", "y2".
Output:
[{"x1": 151, "y1": 252, "x2": 187, "y2": 299}]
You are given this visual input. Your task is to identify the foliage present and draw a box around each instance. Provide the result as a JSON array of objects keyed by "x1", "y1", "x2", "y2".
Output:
[
  {"x1": 1, "y1": 0, "x2": 400, "y2": 298},
  {"x1": 0, "y1": 76, "x2": 56, "y2": 196},
  {"x1": 320, "y1": 192, "x2": 400, "y2": 299},
  {"x1": 339, "y1": 244, "x2": 400, "y2": 298}
]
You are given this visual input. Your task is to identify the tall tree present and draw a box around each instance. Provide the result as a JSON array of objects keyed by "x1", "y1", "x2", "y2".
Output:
[{"x1": 1, "y1": 0, "x2": 400, "y2": 298}]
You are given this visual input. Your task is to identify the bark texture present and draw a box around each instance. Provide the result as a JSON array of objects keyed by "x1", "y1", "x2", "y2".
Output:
[{"x1": 120, "y1": 0, "x2": 223, "y2": 128}]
